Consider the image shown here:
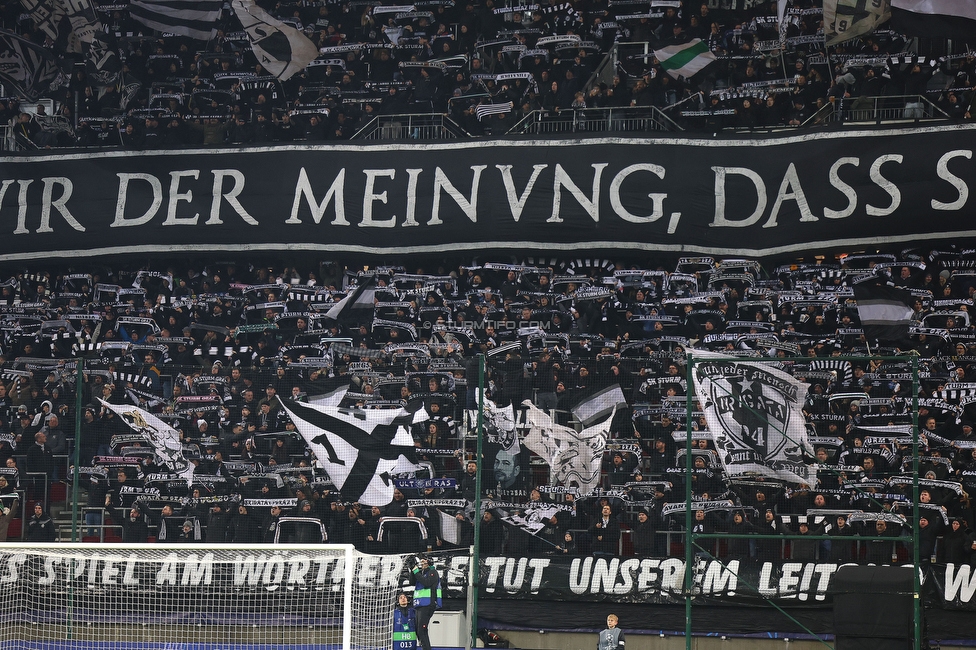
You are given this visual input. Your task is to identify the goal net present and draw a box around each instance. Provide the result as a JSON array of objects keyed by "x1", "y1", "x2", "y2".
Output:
[{"x1": 0, "y1": 543, "x2": 407, "y2": 650}]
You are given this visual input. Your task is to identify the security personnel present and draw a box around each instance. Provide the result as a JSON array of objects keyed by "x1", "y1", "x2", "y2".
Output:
[
  {"x1": 411, "y1": 554, "x2": 442, "y2": 650},
  {"x1": 393, "y1": 592, "x2": 417, "y2": 650}
]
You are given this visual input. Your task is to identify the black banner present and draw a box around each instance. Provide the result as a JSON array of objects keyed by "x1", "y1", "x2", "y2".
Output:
[
  {"x1": 447, "y1": 556, "x2": 976, "y2": 612},
  {"x1": 2, "y1": 125, "x2": 976, "y2": 261}
]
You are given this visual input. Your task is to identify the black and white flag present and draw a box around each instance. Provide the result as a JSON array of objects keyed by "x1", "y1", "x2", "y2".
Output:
[
  {"x1": 823, "y1": 0, "x2": 891, "y2": 45},
  {"x1": 572, "y1": 384, "x2": 627, "y2": 428},
  {"x1": 0, "y1": 29, "x2": 65, "y2": 101},
  {"x1": 128, "y1": 0, "x2": 223, "y2": 41},
  {"x1": 521, "y1": 400, "x2": 612, "y2": 492},
  {"x1": 692, "y1": 351, "x2": 814, "y2": 485},
  {"x1": 278, "y1": 389, "x2": 425, "y2": 506},
  {"x1": 890, "y1": 0, "x2": 976, "y2": 38},
  {"x1": 476, "y1": 102, "x2": 513, "y2": 121},
  {"x1": 231, "y1": 0, "x2": 318, "y2": 81},
  {"x1": 21, "y1": 0, "x2": 122, "y2": 86},
  {"x1": 853, "y1": 275, "x2": 914, "y2": 342},
  {"x1": 475, "y1": 396, "x2": 520, "y2": 454},
  {"x1": 98, "y1": 399, "x2": 195, "y2": 485},
  {"x1": 326, "y1": 276, "x2": 377, "y2": 324}
]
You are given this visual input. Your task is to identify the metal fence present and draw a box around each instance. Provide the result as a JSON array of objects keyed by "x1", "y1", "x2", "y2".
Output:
[
  {"x1": 508, "y1": 105, "x2": 682, "y2": 135},
  {"x1": 352, "y1": 113, "x2": 467, "y2": 140}
]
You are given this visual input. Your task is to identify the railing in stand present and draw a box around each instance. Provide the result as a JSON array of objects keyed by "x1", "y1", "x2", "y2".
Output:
[
  {"x1": 351, "y1": 113, "x2": 470, "y2": 140},
  {"x1": 506, "y1": 105, "x2": 683, "y2": 135},
  {"x1": 808, "y1": 94, "x2": 950, "y2": 126}
]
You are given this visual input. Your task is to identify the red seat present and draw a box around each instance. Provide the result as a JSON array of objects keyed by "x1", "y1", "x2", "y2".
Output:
[{"x1": 48, "y1": 482, "x2": 66, "y2": 503}]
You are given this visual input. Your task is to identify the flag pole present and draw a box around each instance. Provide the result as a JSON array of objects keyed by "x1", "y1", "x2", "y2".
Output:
[
  {"x1": 684, "y1": 352, "x2": 694, "y2": 650},
  {"x1": 469, "y1": 353, "x2": 485, "y2": 650},
  {"x1": 70, "y1": 357, "x2": 83, "y2": 542}
]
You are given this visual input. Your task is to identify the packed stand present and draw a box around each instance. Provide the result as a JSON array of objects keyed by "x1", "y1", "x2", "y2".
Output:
[
  {"x1": 1, "y1": 0, "x2": 974, "y2": 149},
  {"x1": 0, "y1": 251, "x2": 972, "y2": 565}
]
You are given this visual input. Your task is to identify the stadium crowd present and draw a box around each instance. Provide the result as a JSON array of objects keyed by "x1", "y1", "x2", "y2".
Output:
[
  {"x1": 2, "y1": 0, "x2": 974, "y2": 148},
  {"x1": 0, "y1": 251, "x2": 973, "y2": 566}
]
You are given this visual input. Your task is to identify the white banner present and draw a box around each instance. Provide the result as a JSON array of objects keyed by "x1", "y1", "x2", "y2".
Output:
[{"x1": 691, "y1": 352, "x2": 814, "y2": 484}]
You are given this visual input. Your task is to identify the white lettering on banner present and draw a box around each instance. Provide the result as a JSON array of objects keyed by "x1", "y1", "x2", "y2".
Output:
[
  {"x1": 711, "y1": 166, "x2": 767, "y2": 227},
  {"x1": 113, "y1": 173, "x2": 162, "y2": 226},
  {"x1": 496, "y1": 163, "x2": 548, "y2": 222},
  {"x1": 700, "y1": 559, "x2": 738, "y2": 596},
  {"x1": 39, "y1": 177, "x2": 83, "y2": 232},
  {"x1": 209, "y1": 169, "x2": 259, "y2": 225},
  {"x1": 0, "y1": 553, "x2": 25, "y2": 583},
  {"x1": 14, "y1": 179, "x2": 30, "y2": 234},
  {"x1": 0, "y1": 181, "x2": 18, "y2": 232},
  {"x1": 779, "y1": 562, "x2": 802, "y2": 599},
  {"x1": 824, "y1": 157, "x2": 859, "y2": 219},
  {"x1": 944, "y1": 564, "x2": 976, "y2": 603},
  {"x1": 634, "y1": 559, "x2": 661, "y2": 593},
  {"x1": 0, "y1": 552, "x2": 406, "y2": 592},
  {"x1": 609, "y1": 163, "x2": 668, "y2": 223},
  {"x1": 3, "y1": 135, "x2": 976, "y2": 245},
  {"x1": 763, "y1": 163, "x2": 817, "y2": 228},
  {"x1": 866, "y1": 154, "x2": 903, "y2": 216},
  {"x1": 0, "y1": 177, "x2": 83, "y2": 234},
  {"x1": 758, "y1": 561, "x2": 776, "y2": 597},
  {"x1": 124, "y1": 554, "x2": 140, "y2": 585},
  {"x1": 932, "y1": 150, "x2": 972, "y2": 211},
  {"x1": 157, "y1": 552, "x2": 182, "y2": 585},
  {"x1": 102, "y1": 555, "x2": 121, "y2": 585},
  {"x1": 287, "y1": 167, "x2": 348, "y2": 226},
  {"x1": 113, "y1": 170, "x2": 257, "y2": 228},
  {"x1": 182, "y1": 553, "x2": 213, "y2": 586},
  {"x1": 362, "y1": 169, "x2": 396, "y2": 227},
  {"x1": 548, "y1": 163, "x2": 608, "y2": 224},
  {"x1": 429, "y1": 166, "x2": 486, "y2": 226},
  {"x1": 483, "y1": 557, "x2": 549, "y2": 594},
  {"x1": 0, "y1": 551, "x2": 965, "y2": 607},
  {"x1": 562, "y1": 558, "x2": 837, "y2": 600},
  {"x1": 711, "y1": 155, "x2": 917, "y2": 228},
  {"x1": 403, "y1": 168, "x2": 423, "y2": 226},
  {"x1": 164, "y1": 170, "x2": 200, "y2": 226}
]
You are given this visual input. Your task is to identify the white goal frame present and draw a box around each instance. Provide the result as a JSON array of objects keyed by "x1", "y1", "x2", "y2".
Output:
[{"x1": 0, "y1": 542, "x2": 406, "y2": 650}]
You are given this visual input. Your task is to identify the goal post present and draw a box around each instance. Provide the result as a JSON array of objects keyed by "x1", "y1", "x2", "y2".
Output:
[{"x1": 0, "y1": 543, "x2": 408, "y2": 650}]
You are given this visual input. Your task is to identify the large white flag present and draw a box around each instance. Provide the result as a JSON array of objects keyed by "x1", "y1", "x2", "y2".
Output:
[
  {"x1": 824, "y1": 0, "x2": 891, "y2": 45},
  {"x1": 278, "y1": 390, "x2": 424, "y2": 506},
  {"x1": 98, "y1": 399, "x2": 195, "y2": 484},
  {"x1": 691, "y1": 352, "x2": 815, "y2": 485},
  {"x1": 520, "y1": 400, "x2": 611, "y2": 492},
  {"x1": 474, "y1": 397, "x2": 520, "y2": 455},
  {"x1": 232, "y1": 0, "x2": 319, "y2": 81}
]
